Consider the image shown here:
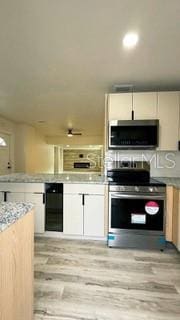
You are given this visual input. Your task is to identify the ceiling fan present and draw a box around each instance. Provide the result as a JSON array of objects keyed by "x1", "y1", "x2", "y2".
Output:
[{"x1": 67, "y1": 128, "x2": 82, "y2": 137}]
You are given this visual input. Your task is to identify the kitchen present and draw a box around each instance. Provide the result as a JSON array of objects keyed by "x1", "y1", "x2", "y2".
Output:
[{"x1": 0, "y1": 1, "x2": 180, "y2": 320}]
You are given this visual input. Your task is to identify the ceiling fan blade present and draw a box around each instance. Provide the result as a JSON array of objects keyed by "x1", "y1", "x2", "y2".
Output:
[{"x1": 67, "y1": 128, "x2": 82, "y2": 136}]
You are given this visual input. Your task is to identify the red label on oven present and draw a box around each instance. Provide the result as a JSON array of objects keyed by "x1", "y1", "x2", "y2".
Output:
[{"x1": 145, "y1": 201, "x2": 159, "y2": 215}]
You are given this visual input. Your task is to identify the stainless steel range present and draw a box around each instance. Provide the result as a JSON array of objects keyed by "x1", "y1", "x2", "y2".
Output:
[{"x1": 107, "y1": 161, "x2": 166, "y2": 250}]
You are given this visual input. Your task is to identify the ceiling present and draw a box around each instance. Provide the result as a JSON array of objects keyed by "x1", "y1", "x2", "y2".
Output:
[{"x1": 0, "y1": 0, "x2": 180, "y2": 137}]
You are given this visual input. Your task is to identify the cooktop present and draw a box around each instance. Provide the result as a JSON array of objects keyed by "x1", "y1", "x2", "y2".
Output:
[{"x1": 107, "y1": 169, "x2": 166, "y2": 186}]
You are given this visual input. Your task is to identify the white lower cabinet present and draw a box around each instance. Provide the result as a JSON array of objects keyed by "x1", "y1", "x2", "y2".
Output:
[
  {"x1": 0, "y1": 182, "x2": 45, "y2": 234},
  {"x1": 63, "y1": 184, "x2": 105, "y2": 237},
  {"x1": 0, "y1": 191, "x2": 4, "y2": 201},
  {"x1": 0, "y1": 181, "x2": 105, "y2": 237},
  {"x1": 5, "y1": 191, "x2": 45, "y2": 233},
  {"x1": 25, "y1": 183, "x2": 45, "y2": 234},
  {"x1": 25, "y1": 193, "x2": 45, "y2": 234},
  {"x1": 83, "y1": 194, "x2": 104, "y2": 237},
  {"x1": 63, "y1": 194, "x2": 83, "y2": 235}
]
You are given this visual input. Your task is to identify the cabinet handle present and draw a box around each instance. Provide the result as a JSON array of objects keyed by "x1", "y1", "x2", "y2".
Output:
[
  {"x1": 43, "y1": 193, "x2": 45, "y2": 204},
  {"x1": 82, "y1": 194, "x2": 85, "y2": 206},
  {"x1": 4, "y1": 191, "x2": 10, "y2": 202},
  {"x1": 132, "y1": 109, "x2": 134, "y2": 120},
  {"x1": 34, "y1": 192, "x2": 43, "y2": 194}
]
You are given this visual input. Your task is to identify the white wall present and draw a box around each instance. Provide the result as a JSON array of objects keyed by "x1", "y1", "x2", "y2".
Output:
[
  {"x1": 0, "y1": 116, "x2": 15, "y2": 171},
  {"x1": 106, "y1": 150, "x2": 180, "y2": 177},
  {"x1": 15, "y1": 124, "x2": 36, "y2": 172},
  {"x1": 35, "y1": 132, "x2": 54, "y2": 174},
  {"x1": 46, "y1": 135, "x2": 103, "y2": 146},
  {"x1": 15, "y1": 124, "x2": 54, "y2": 173},
  {"x1": 0, "y1": 116, "x2": 54, "y2": 174}
]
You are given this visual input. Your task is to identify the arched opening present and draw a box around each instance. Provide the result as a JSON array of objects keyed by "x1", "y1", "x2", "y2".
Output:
[{"x1": 0, "y1": 137, "x2": 7, "y2": 147}]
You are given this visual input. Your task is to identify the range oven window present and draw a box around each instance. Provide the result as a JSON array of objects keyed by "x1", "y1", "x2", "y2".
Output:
[{"x1": 111, "y1": 198, "x2": 164, "y2": 231}]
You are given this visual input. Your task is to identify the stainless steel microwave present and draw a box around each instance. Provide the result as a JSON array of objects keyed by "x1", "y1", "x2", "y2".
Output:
[{"x1": 109, "y1": 120, "x2": 159, "y2": 149}]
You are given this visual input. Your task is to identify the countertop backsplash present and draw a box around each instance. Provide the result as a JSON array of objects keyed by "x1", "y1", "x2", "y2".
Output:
[{"x1": 105, "y1": 150, "x2": 180, "y2": 177}]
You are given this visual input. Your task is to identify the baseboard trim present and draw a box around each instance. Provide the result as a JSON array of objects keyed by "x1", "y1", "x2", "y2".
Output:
[{"x1": 35, "y1": 231, "x2": 107, "y2": 241}]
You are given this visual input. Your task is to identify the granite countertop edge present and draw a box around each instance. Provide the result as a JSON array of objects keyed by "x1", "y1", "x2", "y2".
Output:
[
  {"x1": 0, "y1": 202, "x2": 34, "y2": 233},
  {"x1": 155, "y1": 177, "x2": 180, "y2": 189},
  {"x1": 0, "y1": 174, "x2": 179, "y2": 188},
  {"x1": 0, "y1": 173, "x2": 108, "y2": 184}
]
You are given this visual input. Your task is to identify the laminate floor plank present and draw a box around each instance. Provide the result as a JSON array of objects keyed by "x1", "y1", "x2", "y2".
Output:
[{"x1": 34, "y1": 238, "x2": 180, "y2": 320}]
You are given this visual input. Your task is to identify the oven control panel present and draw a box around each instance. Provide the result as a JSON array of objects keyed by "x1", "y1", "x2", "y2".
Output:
[{"x1": 109, "y1": 185, "x2": 166, "y2": 194}]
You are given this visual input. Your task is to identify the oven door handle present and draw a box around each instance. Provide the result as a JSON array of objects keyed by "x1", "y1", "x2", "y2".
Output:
[{"x1": 111, "y1": 193, "x2": 165, "y2": 200}]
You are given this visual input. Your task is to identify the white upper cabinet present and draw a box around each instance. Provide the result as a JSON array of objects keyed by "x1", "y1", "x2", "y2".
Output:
[
  {"x1": 157, "y1": 92, "x2": 179, "y2": 150},
  {"x1": 107, "y1": 91, "x2": 180, "y2": 151},
  {"x1": 108, "y1": 92, "x2": 157, "y2": 121},
  {"x1": 108, "y1": 93, "x2": 132, "y2": 120},
  {"x1": 133, "y1": 92, "x2": 157, "y2": 119}
]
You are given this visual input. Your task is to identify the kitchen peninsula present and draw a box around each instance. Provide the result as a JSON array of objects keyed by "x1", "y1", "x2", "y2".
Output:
[
  {"x1": 0, "y1": 202, "x2": 34, "y2": 320},
  {"x1": 0, "y1": 173, "x2": 107, "y2": 238}
]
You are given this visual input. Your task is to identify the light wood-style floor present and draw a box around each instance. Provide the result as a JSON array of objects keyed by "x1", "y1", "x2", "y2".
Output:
[{"x1": 34, "y1": 237, "x2": 180, "y2": 320}]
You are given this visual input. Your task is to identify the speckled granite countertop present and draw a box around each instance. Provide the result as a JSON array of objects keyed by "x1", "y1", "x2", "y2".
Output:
[
  {"x1": 0, "y1": 173, "x2": 179, "y2": 188},
  {"x1": 155, "y1": 177, "x2": 180, "y2": 189},
  {"x1": 0, "y1": 202, "x2": 34, "y2": 232},
  {"x1": 0, "y1": 173, "x2": 107, "y2": 184}
]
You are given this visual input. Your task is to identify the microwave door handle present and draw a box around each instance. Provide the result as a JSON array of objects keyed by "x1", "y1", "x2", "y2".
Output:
[{"x1": 111, "y1": 194, "x2": 165, "y2": 200}]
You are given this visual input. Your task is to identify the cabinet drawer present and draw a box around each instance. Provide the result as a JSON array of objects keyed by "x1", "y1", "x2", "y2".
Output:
[
  {"x1": 7, "y1": 192, "x2": 25, "y2": 202},
  {"x1": 0, "y1": 182, "x2": 44, "y2": 193},
  {"x1": 24, "y1": 183, "x2": 44, "y2": 193},
  {"x1": 64, "y1": 183, "x2": 105, "y2": 195},
  {"x1": 0, "y1": 183, "x2": 26, "y2": 192}
]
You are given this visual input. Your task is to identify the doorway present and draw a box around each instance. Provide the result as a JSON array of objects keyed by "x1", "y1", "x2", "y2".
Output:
[{"x1": 0, "y1": 133, "x2": 12, "y2": 175}]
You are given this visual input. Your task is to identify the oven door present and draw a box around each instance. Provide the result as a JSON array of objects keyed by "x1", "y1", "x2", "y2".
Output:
[{"x1": 109, "y1": 192, "x2": 165, "y2": 234}]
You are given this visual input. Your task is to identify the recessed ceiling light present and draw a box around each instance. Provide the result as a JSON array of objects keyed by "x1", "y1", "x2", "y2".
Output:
[{"x1": 123, "y1": 32, "x2": 139, "y2": 49}]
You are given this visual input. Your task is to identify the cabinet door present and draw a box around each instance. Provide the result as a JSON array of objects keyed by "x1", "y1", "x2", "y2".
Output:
[
  {"x1": 63, "y1": 194, "x2": 83, "y2": 235},
  {"x1": 84, "y1": 195, "x2": 104, "y2": 237},
  {"x1": 158, "y1": 92, "x2": 179, "y2": 150},
  {"x1": 0, "y1": 191, "x2": 4, "y2": 201},
  {"x1": 6, "y1": 192, "x2": 25, "y2": 202},
  {"x1": 108, "y1": 93, "x2": 132, "y2": 120},
  {"x1": 133, "y1": 92, "x2": 157, "y2": 119},
  {"x1": 171, "y1": 188, "x2": 180, "y2": 251},
  {"x1": 25, "y1": 193, "x2": 45, "y2": 234},
  {"x1": 166, "y1": 186, "x2": 173, "y2": 242}
]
